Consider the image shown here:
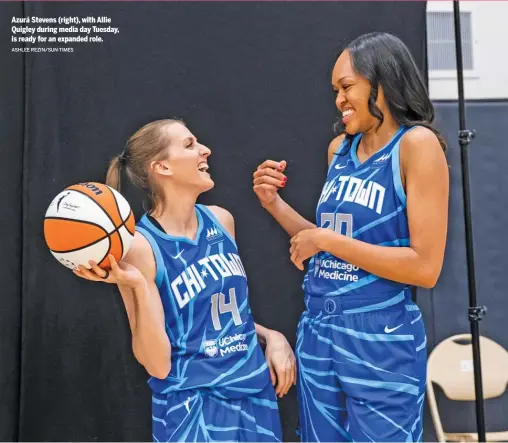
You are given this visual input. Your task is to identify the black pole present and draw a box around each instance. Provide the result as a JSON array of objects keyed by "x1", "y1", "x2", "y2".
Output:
[{"x1": 452, "y1": 2, "x2": 487, "y2": 441}]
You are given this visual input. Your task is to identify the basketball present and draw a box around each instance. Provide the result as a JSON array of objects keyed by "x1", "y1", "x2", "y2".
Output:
[{"x1": 44, "y1": 182, "x2": 136, "y2": 270}]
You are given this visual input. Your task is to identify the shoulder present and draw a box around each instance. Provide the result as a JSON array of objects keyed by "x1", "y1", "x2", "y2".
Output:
[
  {"x1": 122, "y1": 231, "x2": 156, "y2": 281},
  {"x1": 400, "y1": 126, "x2": 445, "y2": 160},
  {"x1": 328, "y1": 134, "x2": 346, "y2": 166},
  {"x1": 400, "y1": 126, "x2": 448, "y2": 179},
  {"x1": 206, "y1": 205, "x2": 235, "y2": 239}
]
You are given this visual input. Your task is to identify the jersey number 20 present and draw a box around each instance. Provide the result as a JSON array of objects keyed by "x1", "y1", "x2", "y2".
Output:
[{"x1": 321, "y1": 213, "x2": 353, "y2": 237}]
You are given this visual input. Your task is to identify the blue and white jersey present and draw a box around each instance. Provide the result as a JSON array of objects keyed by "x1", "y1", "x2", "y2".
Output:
[
  {"x1": 136, "y1": 205, "x2": 270, "y2": 398},
  {"x1": 303, "y1": 126, "x2": 415, "y2": 299}
]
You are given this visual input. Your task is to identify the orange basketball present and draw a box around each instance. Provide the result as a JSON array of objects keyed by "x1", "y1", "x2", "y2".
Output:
[{"x1": 44, "y1": 182, "x2": 135, "y2": 270}]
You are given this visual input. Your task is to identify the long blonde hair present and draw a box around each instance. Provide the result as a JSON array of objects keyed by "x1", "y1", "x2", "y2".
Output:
[{"x1": 106, "y1": 119, "x2": 183, "y2": 213}]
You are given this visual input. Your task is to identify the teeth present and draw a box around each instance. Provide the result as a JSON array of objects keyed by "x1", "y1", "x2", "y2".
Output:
[
  {"x1": 342, "y1": 110, "x2": 354, "y2": 117},
  {"x1": 198, "y1": 163, "x2": 209, "y2": 172}
]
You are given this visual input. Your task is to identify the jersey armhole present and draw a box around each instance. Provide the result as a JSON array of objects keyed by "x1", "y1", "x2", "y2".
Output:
[
  {"x1": 391, "y1": 126, "x2": 418, "y2": 207},
  {"x1": 195, "y1": 204, "x2": 238, "y2": 247},
  {"x1": 135, "y1": 226, "x2": 165, "y2": 289},
  {"x1": 328, "y1": 138, "x2": 348, "y2": 172}
]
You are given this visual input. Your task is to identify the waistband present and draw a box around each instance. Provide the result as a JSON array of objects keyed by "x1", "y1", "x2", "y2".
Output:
[{"x1": 304, "y1": 289, "x2": 411, "y2": 315}]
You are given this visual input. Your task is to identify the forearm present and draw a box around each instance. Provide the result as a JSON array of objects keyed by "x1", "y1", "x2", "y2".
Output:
[
  {"x1": 264, "y1": 195, "x2": 316, "y2": 237},
  {"x1": 117, "y1": 281, "x2": 171, "y2": 378},
  {"x1": 117, "y1": 284, "x2": 146, "y2": 364},
  {"x1": 131, "y1": 281, "x2": 171, "y2": 378},
  {"x1": 317, "y1": 230, "x2": 441, "y2": 288},
  {"x1": 118, "y1": 284, "x2": 137, "y2": 330}
]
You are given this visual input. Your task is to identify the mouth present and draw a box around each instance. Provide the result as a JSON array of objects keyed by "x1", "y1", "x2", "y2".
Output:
[
  {"x1": 341, "y1": 108, "x2": 354, "y2": 124},
  {"x1": 198, "y1": 162, "x2": 209, "y2": 174}
]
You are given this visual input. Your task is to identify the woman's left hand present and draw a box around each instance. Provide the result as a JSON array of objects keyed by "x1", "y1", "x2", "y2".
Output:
[
  {"x1": 290, "y1": 228, "x2": 326, "y2": 270},
  {"x1": 264, "y1": 330, "x2": 297, "y2": 398}
]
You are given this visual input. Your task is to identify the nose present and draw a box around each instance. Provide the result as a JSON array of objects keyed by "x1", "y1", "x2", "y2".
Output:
[
  {"x1": 335, "y1": 90, "x2": 346, "y2": 111},
  {"x1": 200, "y1": 144, "x2": 211, "y2": 158}
]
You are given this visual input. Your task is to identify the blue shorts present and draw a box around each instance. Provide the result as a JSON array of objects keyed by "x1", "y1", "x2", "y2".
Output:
[
  {"x1": 151, "y1": 382, "x2": 282, "y2": 442},
  {"x1": 296, "y1": 292, "x2": 427, "y2": 442}
]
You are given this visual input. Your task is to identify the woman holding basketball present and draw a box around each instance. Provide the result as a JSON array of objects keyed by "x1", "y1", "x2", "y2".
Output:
[
  {"x1": 253, "y1": 32, "x2": 449, "y2": 442},
  {"x1": 74, "y1": 119, "x2": 295, "y2": 442}
]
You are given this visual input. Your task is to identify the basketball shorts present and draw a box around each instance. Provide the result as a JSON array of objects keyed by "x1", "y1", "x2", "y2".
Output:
[
  {"x1": 296, "y1": 291, "x2": 427, "y2": 442},
  {"x1": 151, "y1": 382, "x2": 282, "y2": 442}
]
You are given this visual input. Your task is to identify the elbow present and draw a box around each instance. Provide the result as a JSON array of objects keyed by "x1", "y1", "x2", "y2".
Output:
[
  {"x1": 147, "y1": 361, "x2": 171, "y2": 380},
  {"x1": 133, "y1": 343, "x2": 171, "y2": 379},
  {"x1": 419, "y1": 277, "x2": 438, "y2": 289},
  {"x1": 415, "y1": 265, "x2": 442, "y2": 289},
  {"x1": 132, "y1": 338, "x2": 172, "y2": 379}
]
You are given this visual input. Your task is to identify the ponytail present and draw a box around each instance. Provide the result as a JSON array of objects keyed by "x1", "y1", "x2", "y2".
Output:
[{"x1": 105, "y1": 155, "x2": 122, "y2": 191}]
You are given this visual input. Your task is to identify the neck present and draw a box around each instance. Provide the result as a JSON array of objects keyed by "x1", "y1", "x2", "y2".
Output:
[
  {"x1": 151, "y1": 186, "x2": 199, "y2": 238},
  {"x1": 359, "y1": 114, "x2": 400, "y2": 156}
]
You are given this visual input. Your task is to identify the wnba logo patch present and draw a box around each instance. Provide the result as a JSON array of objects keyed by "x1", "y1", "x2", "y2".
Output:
[
  {"x1": 206, "y1": 225, "x2": 223, "y2": 244},
  {"x1": 203, "y1": 339, "x2": 218, "y2": 358}
]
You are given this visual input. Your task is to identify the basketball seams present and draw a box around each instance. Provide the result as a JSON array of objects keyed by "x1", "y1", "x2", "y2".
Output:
[
  {"x1": 52, "y1": 224, "x2": 131, "y2": 262},
  {"x1": 107, "y1": 186, "x2": 135, "y2": 236},
  {"x1": 96, "y1": 226, "x2": 132, "y2": 268},
  {"x1": 44, "y1": 217, "x2": 109, "y2": 252},
  {"x1": 104, "y1": 186, "x2": 124, "y2": 259},
  {"x1": 45, "y1": 217, "x2": 132, "y2": 249},
  {"x1": 67, "y1": 187, "x2": 118, "y2": 232},
  {"x1": 49, "y1": 234, "x2": 109, "y2": 254},
  {"x1": 44, "y1": 216, "x2": 109, "y2": 233},
  {"x1": 124, "y1": 211, "x2": 135, "y2": 235},
  {"x1": 96, "y1": 235, "x2": 112, "y2": 269}
]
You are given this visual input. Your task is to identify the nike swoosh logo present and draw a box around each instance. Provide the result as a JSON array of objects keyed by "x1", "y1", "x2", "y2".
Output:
[
  {"x1": 171, "y1": 250, "x2": 184, "y2": 260},
  {"x1": 384, "y1": 324, "x2": 403, "y2": 334},
  {"x1": 335, "y1": 164, "x2": 347, "y2": 170}
]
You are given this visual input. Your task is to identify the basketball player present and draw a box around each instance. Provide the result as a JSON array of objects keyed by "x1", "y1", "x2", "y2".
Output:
[
  {"x1": 252, "y1": 32, "x2": 449, "y2": 442},
  {"x1": 74, "y1": 119, "x2": 296, "y2": 442}
]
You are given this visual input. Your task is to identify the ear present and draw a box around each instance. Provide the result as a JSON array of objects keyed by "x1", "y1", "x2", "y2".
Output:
[{"x1": 150, "y1": 159, "x2": 173, "y2": 177}]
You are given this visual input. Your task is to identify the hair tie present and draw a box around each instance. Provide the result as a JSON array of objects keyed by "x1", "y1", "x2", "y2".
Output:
[{"x1": 118, "y1": 149, "x2": 128, "y2": 165}]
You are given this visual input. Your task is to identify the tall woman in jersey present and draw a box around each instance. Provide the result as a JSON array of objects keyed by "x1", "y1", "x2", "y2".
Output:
[
  {"x1": 74, "y1": 119, "x2": 296, "y2": 442},
  {"x1": 253, "y1": 32, "x2": 449, "y2": 442}
]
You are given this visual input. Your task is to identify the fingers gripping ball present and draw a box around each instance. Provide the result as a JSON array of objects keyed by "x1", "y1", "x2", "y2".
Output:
[{"x1": 44, "y1": 182, "x2": 135, "y2": 270}]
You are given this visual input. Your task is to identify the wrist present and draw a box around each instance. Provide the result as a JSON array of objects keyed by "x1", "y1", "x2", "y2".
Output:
[
  {"x1": 261, "y1": 193, "x2": 282, "y2": 211},
  {"x1": 263, "y1": 328, "x2": 281, "y2": 344},
  {"x1": 315, "y1": 228, "x2": 334, "y2": 251},
  {"x1": 255, "y1": 324, "x2": 268, "y2": 344}
]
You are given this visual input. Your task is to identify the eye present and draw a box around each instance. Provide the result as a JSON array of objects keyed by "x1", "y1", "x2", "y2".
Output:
[
  {"x1": 185, "y1": 140, "x2": 195, "y2": 149},
  {"x1": 343, "y1": 84, "x2": 352, "y2": 91}
]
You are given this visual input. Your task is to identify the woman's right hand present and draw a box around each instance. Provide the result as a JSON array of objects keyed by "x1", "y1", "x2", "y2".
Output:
[
  {"x1": 73, "y1": 254, "x2": 146, "y2": 289},
  {"x1": 253, "y1": 160, "x2": 287, "y2": 208}
]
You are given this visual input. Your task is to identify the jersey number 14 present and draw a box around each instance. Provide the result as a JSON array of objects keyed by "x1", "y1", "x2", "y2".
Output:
[{"x1": 211, "y1": 288, "x2": 242, "y2": 331}]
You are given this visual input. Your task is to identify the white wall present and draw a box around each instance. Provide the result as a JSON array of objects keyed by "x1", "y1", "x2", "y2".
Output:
[{"x1": 427, "y1": 1, "x2": 508, "y2": 100}]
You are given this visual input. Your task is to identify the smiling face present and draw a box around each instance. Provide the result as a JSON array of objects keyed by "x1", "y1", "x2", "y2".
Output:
[
  {"x1": 331, "y1": 49, "x2": 386, "y2": 135},
  {"x1": 150, "y1": 122, "x2": 215, "y2": 193}
]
